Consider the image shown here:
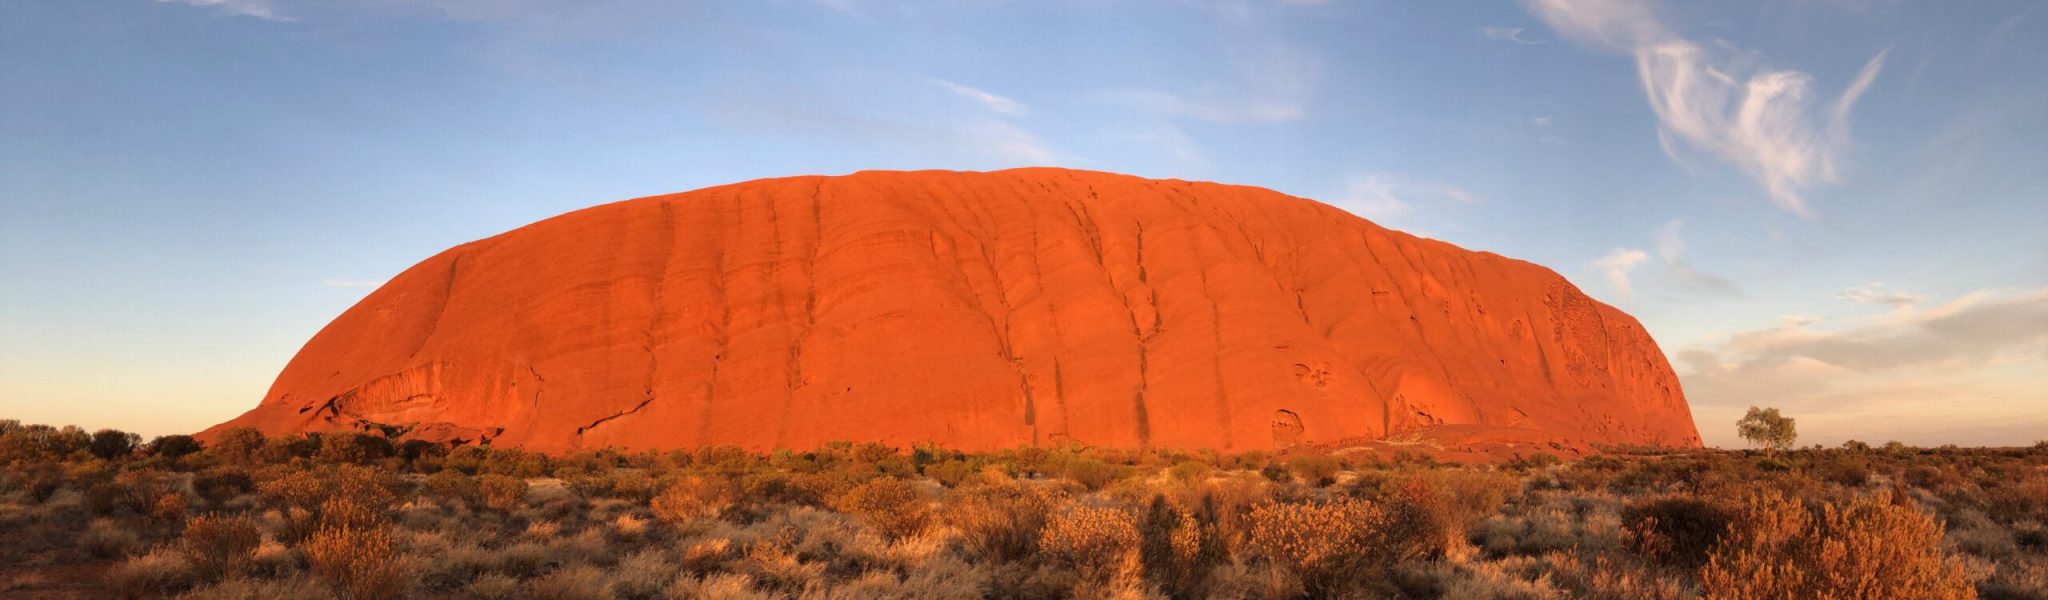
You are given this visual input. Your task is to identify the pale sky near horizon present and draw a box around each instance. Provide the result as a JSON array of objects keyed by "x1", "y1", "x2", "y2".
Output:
[{"x1": 3, "y1": 0, "x2": 2043, "y2": 448}]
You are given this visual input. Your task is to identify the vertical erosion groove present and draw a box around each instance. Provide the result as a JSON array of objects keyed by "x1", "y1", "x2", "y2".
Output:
[
  {"x1": 1131, "y1": 219, "x2": 1154, "y2": 445},
  {"x1": 404, "y1": 253, "x2": 463, "y2": 364},
  {"x1": 696, "y1": 191, "x2": 737, "y2": 445}
]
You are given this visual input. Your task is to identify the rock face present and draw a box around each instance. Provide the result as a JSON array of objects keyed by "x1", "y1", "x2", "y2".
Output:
[{"x1": 205, "y1": 169, "x2": 1701, "y2": 453}]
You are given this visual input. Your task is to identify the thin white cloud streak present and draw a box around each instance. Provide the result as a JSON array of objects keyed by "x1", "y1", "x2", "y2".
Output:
[
  {"x1": 156, "y1": 0, "x2": 291, "y2": 21},
  {"x1": 964, "y1": 119, "x2": 1061, "y2": 165},
  {"x1": 1839, "y1": 283, "x2": 1923, "y2": 307},
  {"x1": 1593, "y1": 247, "x2": 1650, "y2": 298},
  {"x1": 1823, "y1": 50, "x2": 1889, "y2": 181},
  {"x1": 1481, "y1": 26, "x2": 1544, "y2": 44},
  {"x1": 1650, "y1": 219, "x2": 1740, "y2": 296},
  {"x1": 933, "y1": 80, "x2": 1027, "y2": 116},
  {"x1": 1525, "y1": 0, "x2": 1885, "y2": 218},
  {"x1": 1098, "y1": 89, "x2": 1305, "y2": 124}
]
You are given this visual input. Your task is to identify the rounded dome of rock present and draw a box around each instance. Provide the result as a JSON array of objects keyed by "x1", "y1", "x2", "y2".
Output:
[{"x1": 207, "y1": 168, "x2": 1702, "y2": 453}]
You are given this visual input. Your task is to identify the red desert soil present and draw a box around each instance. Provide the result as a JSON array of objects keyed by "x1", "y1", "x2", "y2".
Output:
[{"x1": 204, "y1": 168, "x2": 1701, "y2": 454}]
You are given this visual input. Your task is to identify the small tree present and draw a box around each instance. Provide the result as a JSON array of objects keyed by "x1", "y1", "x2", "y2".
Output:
[
  {"x1": 89, "y1": 429, "x2": 141, "y2": 460},
  {"x1": 150, "y1": 435, "x2": 203, "y2": 458},
  {"x1": 1736, "y1": 406, "x2": 1797, "y2": 454}
]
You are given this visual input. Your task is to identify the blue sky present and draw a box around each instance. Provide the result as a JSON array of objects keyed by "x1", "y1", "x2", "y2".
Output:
[{"x1": 2, "y1": 0, "x2": 2043, "y2": 447}]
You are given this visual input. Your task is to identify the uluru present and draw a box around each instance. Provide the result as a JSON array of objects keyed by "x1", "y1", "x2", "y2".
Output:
[{"x1": 204, "y1": 168, "x2": 1701, "y2": 454}]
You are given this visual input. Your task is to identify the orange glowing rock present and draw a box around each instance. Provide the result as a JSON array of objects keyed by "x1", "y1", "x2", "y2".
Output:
[{"x1": 203, "y1": 169, "x2": 1701, "y2": 453}]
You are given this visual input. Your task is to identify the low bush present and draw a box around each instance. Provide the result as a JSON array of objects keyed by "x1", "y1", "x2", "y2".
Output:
[
  {"x1": 181, "y1": 513, "x2": 262, "y2": 581},
  {"x1": 80, "y1": 517, "x2": 142, "y2": 558},
  {"x1": 650, "y1": 475, "x2": 736, "y2": 525},
  {"x1": 194, "y1": 470, "x2": 257, "y2": 504},
  {"x1": 306, "y1": 523, "x2": 408, "y2": 600},
  {"x1": 1246, "y1": 498, "x2": 1389, "y2": 596},
  {"x1": 1286, "y1": 455, "x2": 1343, "y2": 487},
  {"x1": 831, "y1": 477, "x2": 930, "y2": 539},
  {"x1": 1139, "y1": 495, "x2": 1226, "y2": 597},
  {"x1": 477, "y1": 474, "x2": 527, "y2": 511},
  {"x1": 1620, "y1": 495, "x2": 1733, "y2": 568},
  {"x1": 1700, "y1": 490, "x2": 1973, "y2": 599},
  {"x1": 421, "y1": 470, "x2": 481, "y2": 508},
  {"x1": 108, "y1": 548, "x2": 199, "y2": 599},
  {"x1": 945, "y1": 483, "x2": 1053, "y2": 562},
  {"x1": 1040, "y1": 504, "x2": 1142, "y2": 590},
  {"x1": 1060, "y1": 458, "x2": 1125, "y2": 491}
]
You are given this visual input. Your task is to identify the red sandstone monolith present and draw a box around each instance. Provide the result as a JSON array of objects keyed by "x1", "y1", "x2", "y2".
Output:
[{"x1": 204, "y1": 168, "x2": 1702, "y2": 453}]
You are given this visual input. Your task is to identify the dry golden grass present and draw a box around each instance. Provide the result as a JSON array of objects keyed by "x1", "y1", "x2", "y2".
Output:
[
  {"x1": 306, "y1": 523, "x2": 407, "y2": 600},
  {"x1": 4, "y1": 417, "x2": 2040, "y2": 600}
]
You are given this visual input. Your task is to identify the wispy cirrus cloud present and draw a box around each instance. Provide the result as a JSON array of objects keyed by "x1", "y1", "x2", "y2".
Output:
[
  {"x1": 1098, "y1": 89, "x2": 1305, "y2": 124},
  {"x1": 932, "y1": 80, "x2": 1027, "y2": 116},
  {"x1": 156, "y1": 0, "x2": 291, "y2": 21},
  {"x1": 1524, "y1": 0, "x2": 1886, "y2": 218}
]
